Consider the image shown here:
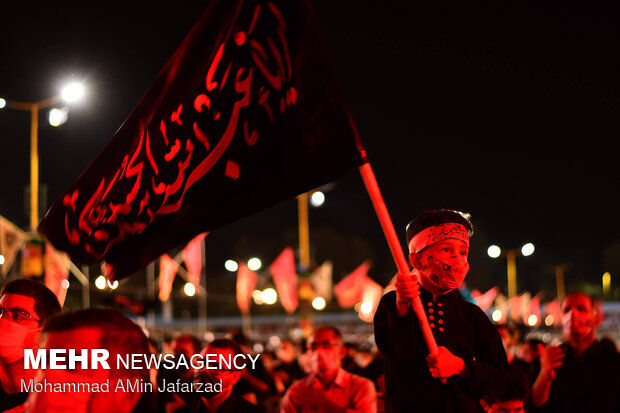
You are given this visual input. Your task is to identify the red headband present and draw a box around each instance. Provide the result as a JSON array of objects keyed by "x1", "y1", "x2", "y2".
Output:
[{"x1": 408, "y1": 223, "x2": 469, "y2": 253}]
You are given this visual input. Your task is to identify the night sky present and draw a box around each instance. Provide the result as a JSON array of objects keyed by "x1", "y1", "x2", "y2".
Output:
[{"x1": 1, "y1": 0, "x2": 619, "y2": 306}]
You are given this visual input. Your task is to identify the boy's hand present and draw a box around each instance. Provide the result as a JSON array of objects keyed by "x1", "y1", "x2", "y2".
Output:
[
  {"x1": 426, "y1": 346, "x2": 466, "y2": 379},
  {"x1": 395, "y1": 271, "x2": 420, "y2": 315}
]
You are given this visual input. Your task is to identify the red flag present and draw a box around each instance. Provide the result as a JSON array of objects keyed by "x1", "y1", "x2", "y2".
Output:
[
  {"x1": 526, "y1": 293, "x2": 541, "y2": 326},
  {"x1": 309, "y1": 261, "x2": 332, "y2": 302},
  {"x1": 358, "y1": 276, "x2": 383, "y2": 323},
  {"x1": 38, "y1": 0, "x2": 364, "y2": 281},
  {"x1": 494, "y1": 293, "x2": 509, "y2": 324},
  {"x1": 236, "y1": 262, "x2": 258, "y2": 313},
  {"x1": 182, "y1": 232, "x2": 206, "y2": 288},
  {"x1": 0, "y1": 216, "x2": 26, "y2": 276},
  {"x1": 44, "y1": 243, "x2": 70, "y2": 307},
  {"x1": 509, "y1": 294, "x2": 522, "y2": 322},
  {"x1": 473, "y1": 286, "x2": 499, "y2": 311},
  {"x1": 545, "y1": 299, "x2": 562, "y2": 327},
  {"x1": 269, "y1": 247, "x2": 297, "y2": 313},
  {"x1": 334, "y1": 261, "x2": 371, "y2": 308},
  {"x1": 158, "y1": 254, "x2": 178, "y2": 302}
]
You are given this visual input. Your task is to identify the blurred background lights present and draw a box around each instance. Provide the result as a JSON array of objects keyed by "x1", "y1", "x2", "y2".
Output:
[
  {"x1": 60, "y1": 82, "x2": 85, "y2": 103},
  {"x1": 61, "y1": 279, "x2": 70, "y2": 289},
  {"x1": 487, "y1": 245, "x2": 501, "y2": 258},
  {"x1": 247, "y1": 257, "x2": 262, "y2": 271},
  {"x1": 0, "y1": 254, "x2": 5, "y2": 265},
  {"x1": 49, "y1": 107, "x2": 69, "y2": 127},
  {"x1": 107, "y1": 280, "x2": 118, "y2": 290},
  {"x1": 527, "y1": 314, "x2": 538, "y2": 326},
  {"x1": 491, "y1": 309, "x2": 502, "y2": 322},
  {"x1": 360, "y1": 301, "x2": 373, "y2": 315},
  {"x1": 310, "y1": 191, "x2": 325, "y2": 207},
  {"x1": 261, "y1": 288, "x2": 277, "y2": 305},
  {"x1": 521, "y1": 243, "x2": 535, "y2": 256},
  {"x1": 95, "y1": 275, "x2": 107, "y2": 290},
  {"x1": 545, "y1": 314, "x2": 555, "y2": 326},
  {"x1": 0, "y1": 98, "x2": 6, "y2": 108},
  {"x1": 252, "y1": 289, "x2": 264, "y2": 305},
  {"x1": 224, "y1": 259, "x2": 238, "y2": 272},
  {"x1": 312, "y1": 296, "x2": 326, "y2": 311},
  {"x1": 184, "y1": 282, "x2": 196, "y2": 297}
]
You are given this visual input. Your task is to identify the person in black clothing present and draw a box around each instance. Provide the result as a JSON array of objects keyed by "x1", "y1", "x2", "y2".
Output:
[
  {"x1": 158, "y1": 334, "x2": 203, "y2": 413},
  {"x1": 530, "y1": 291, "x2": 619, "y2": 412},
  {"x1": 182, "y1": 338, "x2": 263, "y2": 413},
  {"x1": 374, "y1": 209, "x2": 509, "y2": 413},
  {"x1": 480, "y1": 364, "x2": 529, "y2": 413}
]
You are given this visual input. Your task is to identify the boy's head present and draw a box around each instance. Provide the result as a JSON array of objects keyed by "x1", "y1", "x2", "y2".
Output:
[
  {"x1": 406, "y1": 210, "x2": 473, "y2": 295},
  {"x1": 481, "y1": 365, "x2": 529, "y2": 413}
]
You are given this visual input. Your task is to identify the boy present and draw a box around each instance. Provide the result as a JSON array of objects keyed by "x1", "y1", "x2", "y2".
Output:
[
  {"x1": 374, "y1": 209, "x2": 508, "y2": 412},
  {"x1": 480, "y1": 365, "x2": 530, "y2": 413}
]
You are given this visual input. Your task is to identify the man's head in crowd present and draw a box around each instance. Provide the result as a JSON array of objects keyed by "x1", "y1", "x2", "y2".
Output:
[
  {"x1": 0, "y1": 279, "x2": 61, "y2": 364},
  {"x1": 27, "y1": 308, "x2": 155, "y2": 413}
]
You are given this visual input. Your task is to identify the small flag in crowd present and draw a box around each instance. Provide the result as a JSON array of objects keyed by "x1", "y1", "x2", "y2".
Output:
[
  {"x1": 269, "y1": 247, "x2": 297, "y2": 313},
  {"x1": 236, "y1": 262, "x2": 258, "y2": 313},
  {"x1": 181, "y1": 232, "x2": 207, "y2": 288},
  {"x1": 158, "y1": 254, "x2": 179, "y2": 302},
  {"x1": 334, "y1": 261, "x2": 372, "y2": 308},
  {"x1": 0, "y1": 216, "x2": 25, "y2": 276},
  {"x1": 44, "y1": 243, "x2": 70, "y2": 307},
  {"x1": 309, "y1": 261, "x2": 333, "y2": 302}
]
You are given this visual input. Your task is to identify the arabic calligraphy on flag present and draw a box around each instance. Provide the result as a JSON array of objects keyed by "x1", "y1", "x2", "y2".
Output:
[{"x1": 39, "y1": 0, "x2": 364, "y2": 280}]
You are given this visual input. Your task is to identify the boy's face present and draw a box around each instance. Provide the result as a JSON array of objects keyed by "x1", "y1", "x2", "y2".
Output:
[{"x1": 411, "y1": 238, "x2": 469, "y2": 295}]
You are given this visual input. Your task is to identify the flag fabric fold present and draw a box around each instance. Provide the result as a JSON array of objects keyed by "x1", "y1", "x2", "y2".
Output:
[
  {"x1": 309, "y1": 260, "x2": 332, "y2": 302},
  {"x1": 0, "y1": 216, "x2": 26, "y2": 276},
  {"x1": 44, "y1": 243, "x2": 70, "y2": 307},
  {"x1": 358, "y1": 276, "x2": 383, "y2": 323},
  {"x1": 182, "y1": 232, "x2": 207, "y2": 288},
  {"x1": 236, "y1": 262, "x2": 258, "y2": 313},
  {"x1": 334, "y1": 261, "x2": 371, "y2": 308},
  {"x1": 38, "y1": 0, "x2": 364, "y2": 281},
  {"x1": 269, "y1": 247, "x2": 297, "y2": 313},
  {"x1": 158, "y1": 254, "x2": 179, "y2": 302},
  {"x1": 472, "y1": 286, "x2": 499, "y2": 311}
]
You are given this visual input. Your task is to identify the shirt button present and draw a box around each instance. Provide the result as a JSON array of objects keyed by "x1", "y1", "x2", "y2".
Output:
[
  {"x1": 428, "y1": 308, "x2": 434, "y2": 313},
  {"x1": 427, "y1": 302, "x2": 433, "y2": 307},
  {"x1": 429, "y1": 315, "x2": 435, "y2": 320},
  {"x1": 438, "y1": 310, "x2": 444, "y2": 315},
  {"x1": 437, "y1": 303, "x2": 443, "y2": 307},
  {"x1": 439, "y1": 327, "x2": 444, "y2": 331},
  {"x1": 430, "y1": 323, "x2": 436, "y2": 328},
  {"x1": 438, "y1": 319, "x2": 444, "y2": 324}
]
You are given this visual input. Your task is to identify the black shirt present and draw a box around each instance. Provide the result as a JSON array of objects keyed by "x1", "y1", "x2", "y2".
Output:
[
  {"x1": 0, "y1": 385, "x2": 27, "y2": 413},
  {"x1": 539, "y1": 340, "x2": 620, "y2": 413},
  {"x1": 374, "y1": 288, "x2": 509, "y2": 413}
]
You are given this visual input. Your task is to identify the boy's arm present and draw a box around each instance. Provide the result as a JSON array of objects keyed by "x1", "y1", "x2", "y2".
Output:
[
  {"x1": 374, "y1": 291, "x2": 420, "y2": 362},
  {"x1": 458, "y1": 307, "x2": 510, "y2": 394}
]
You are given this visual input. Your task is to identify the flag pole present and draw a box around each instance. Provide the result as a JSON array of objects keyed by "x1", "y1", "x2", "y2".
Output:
[{"x1": 358, "y1": 162, "x2": 438, "y2": 355}]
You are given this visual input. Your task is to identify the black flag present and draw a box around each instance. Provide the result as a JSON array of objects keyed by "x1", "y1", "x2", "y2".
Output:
[{"x1": 39, "y1": 0, "x2": 365, "y2": 280}]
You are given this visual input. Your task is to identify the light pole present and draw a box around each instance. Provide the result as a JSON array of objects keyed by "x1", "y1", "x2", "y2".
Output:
[
  {"x1": 488, "y1": 242, "x2": 535, "y2": 299},
  {"x1": 1, "y1": 82, "x2": 85, "y2": 230}
]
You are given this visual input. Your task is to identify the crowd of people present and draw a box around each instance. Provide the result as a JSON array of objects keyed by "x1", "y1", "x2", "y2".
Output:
[{"x1": 0, "y1": 209, "x2": 618, "y2": 412}]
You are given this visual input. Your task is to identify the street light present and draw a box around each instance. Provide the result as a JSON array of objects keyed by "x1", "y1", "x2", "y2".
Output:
[
  {"x1": 0, "y1": 81, "x2": 86, "y2": 230},
  {"x1": 488, "y1": 242, "x2": 535, "y2": 299}
]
